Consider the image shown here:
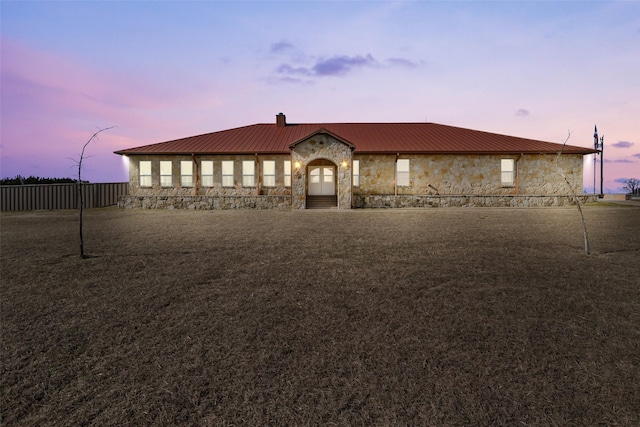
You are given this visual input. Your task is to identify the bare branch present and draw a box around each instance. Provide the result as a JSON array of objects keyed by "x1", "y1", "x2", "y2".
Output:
[
  {"x1": 77, "y1": 126, "x2": 116, "y2": 259},
  {"x1": 554, "y1": 130, "x2": 590, "y2": 254}
]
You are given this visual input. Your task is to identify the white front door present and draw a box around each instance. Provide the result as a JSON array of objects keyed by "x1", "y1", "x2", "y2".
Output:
[{"x1": 308, "y1": 166, "x2": 335, "y2": 195}]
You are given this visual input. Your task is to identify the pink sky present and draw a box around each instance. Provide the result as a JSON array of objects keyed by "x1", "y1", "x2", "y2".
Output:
[{"x1": 1, "y1": 1, "x2": 638, "y2": 192}]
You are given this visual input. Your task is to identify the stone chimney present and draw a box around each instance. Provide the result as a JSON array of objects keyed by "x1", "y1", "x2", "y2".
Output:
[{"x1": 276, "y1": 112, "x2": 286, "y2": 127}]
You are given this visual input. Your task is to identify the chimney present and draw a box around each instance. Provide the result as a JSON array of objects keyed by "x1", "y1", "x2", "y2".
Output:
[{"x1": 276, "y1": 112, "x2": 286, "y2": 127}]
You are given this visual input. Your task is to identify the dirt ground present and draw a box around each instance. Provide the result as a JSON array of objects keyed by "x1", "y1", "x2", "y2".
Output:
[{"x1": 2, "y1": 206, "x2": 639, "y2": 426}]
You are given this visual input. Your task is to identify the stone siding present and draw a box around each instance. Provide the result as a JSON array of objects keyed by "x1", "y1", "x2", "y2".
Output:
[
  {"x1": 354, "y1": 194, "x2": 598, "y2": 208},
  {"x1": 353, "y1": 153, "x2": 584, "y2": 196},
  {"x1": 290, "y1": 133, "x2": 353, "y2": 209},
  {"x1": 119, "y1": 195, "x2": 290, "y2": 210},
  {"x1": 119, "y1": 194, "x2": 597, "y2": 210},
  {"x1": 123, "y1": 150, "x2": 587, "y2": 210},
  {"x1": 127, "y1": 154, "x2": 292, "y2": 197}
]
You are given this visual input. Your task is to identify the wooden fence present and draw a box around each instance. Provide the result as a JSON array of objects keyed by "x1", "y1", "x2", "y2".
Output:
[{"x1": 1, "y1": 183, "x2": 128, "y2": 211}]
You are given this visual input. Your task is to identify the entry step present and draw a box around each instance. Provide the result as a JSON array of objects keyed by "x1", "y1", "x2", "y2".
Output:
[{"x1": 306, "y1": 195, "x2": 338, "y2": 209}]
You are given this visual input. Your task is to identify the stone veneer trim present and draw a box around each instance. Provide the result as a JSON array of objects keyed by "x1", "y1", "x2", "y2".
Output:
[{"x1": 119, "y1": 194, "x2": 598, "y2": 210}]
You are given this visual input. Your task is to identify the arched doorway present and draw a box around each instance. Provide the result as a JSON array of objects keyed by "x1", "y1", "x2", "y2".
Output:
[
  {"x1": 289, "y1": 129, "x2": 354, "y2": 210},
  {"x1": 307, "y1": 159, "x2": 337, "y2": 208}
]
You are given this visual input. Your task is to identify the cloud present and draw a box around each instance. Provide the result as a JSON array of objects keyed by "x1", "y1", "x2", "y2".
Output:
[
  {"x1": 515, "y1": 108, "x2": 530, "y2": 117},
  {"x1": 614, "y1": 177, "x2": 631, "y2": 184},
  {"x1": 312, "y1": 54, "x2": 376, "y2": 76},
  {"x1": 276, "y1": 53, "x2": 377, "y2": 78},
  {"x1": 271, "y1": 42, "x2": 420, "y2": 82},
  {"x1": 612, "y1": 140, "x2": 634, "y2": 148},
  {"x1": 0, "y1": 37, "x2": 227, "y2": 182},
  {"x1": 386, "y1": 57, "x2": 419, "y2": 68},
  {"x1": 633, "y1": 153, "x2": 640, "y2": 159},
  {"x1": 603, "y1": 158, "x2": 634, "y2": 163},
  {"x1": 276, "y1": 64, "x2": 312, "y2": 76},
  {"x1": 270, "y1": 41, "x2": 295, "y2": 54}
]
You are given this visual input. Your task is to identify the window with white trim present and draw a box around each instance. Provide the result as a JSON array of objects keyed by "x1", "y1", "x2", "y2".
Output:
[
  {"x1": 284, "y1": 160, "x2": 291, "y2": 187},
  {"x1": 396, "y1": 159, "x2": 410, "y2": 186},
  {"x1": 201, "y1": 161, "x2": 214, "y2": 187},
  {"x1": 180, "y1": 160, "x2": 193, "y2": 187},
  {"x1": 353, "y1": 160, "x2": 360, "y2": 187},
  {"x1": 222, "y1": 161, "x2": 234, "y2": 187},
  {"x1": 139, "y1": 161, "x2": 152, "y2": 187},
  {"x1": 501, "y1": 158, "x2": 515, "y2": 187},
  {"x1": 242, "y1": 160, "x2": 255, "y2": 187},
  {"x1": 160, "y1": 161, "x2": 172, "y2": 187},
  {"x1": 262, "y1": 160, "x2": 275, "y2": 187}
]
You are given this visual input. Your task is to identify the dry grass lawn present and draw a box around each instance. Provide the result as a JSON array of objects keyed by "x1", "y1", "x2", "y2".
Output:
[{"x1": 2, "y1": 206, "x2": 639, "y2": 426}]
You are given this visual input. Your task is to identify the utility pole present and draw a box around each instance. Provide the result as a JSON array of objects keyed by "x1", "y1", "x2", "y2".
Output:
[{"x1": 594, "y1": 125, "x2": 604, "y2": 198}]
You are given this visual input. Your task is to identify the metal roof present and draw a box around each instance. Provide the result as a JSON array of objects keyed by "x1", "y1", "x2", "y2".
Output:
[{"x1": 114, "y1": 122, "x2": 596, "y2": 156}]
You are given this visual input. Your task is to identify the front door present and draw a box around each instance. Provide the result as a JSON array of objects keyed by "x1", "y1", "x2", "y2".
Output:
[{"x1": 308, "y1": 166, "x2": 335, "y2": 196}]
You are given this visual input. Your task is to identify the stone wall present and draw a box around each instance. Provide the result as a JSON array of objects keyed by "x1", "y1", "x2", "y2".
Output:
[
  {"x1": 119, "y1": 194, "x2": 597, "y2": 210},
  {"x1": 127, "y1": 154, "x2": 292, "y2": 197},
  {"x1": 354, "y1": 194, "x2": 598, "y2": 208},
  {"x1": 353, "y1": 153, "x2": 584, "y2": 196},
  {"x1": 290, "y1": 133, "x2": 353, "y2": 209},
  {"x1": 119, "y1": 195, "x2": 290, "y2": 210},
  {"x1": 123, "y1": 151, "x2": 587, "y2": 209}
]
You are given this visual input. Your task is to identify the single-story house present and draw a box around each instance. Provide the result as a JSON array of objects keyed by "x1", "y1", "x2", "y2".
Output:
[{"x1": 114, "y1": 113, "x2": 597, "y2": 209}]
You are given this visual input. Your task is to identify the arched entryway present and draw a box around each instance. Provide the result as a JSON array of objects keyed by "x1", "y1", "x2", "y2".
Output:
[
  {"x1": 289, "y1": 129, "x2": 354, "y2": 210},
  {"x1": 307, "y1": 159, "x2": 337, "y2": 208}
]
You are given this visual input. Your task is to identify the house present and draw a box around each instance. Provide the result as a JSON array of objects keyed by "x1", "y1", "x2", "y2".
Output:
[{"x1": 114, "y1": 113, "x2": 597, "y2": 209}]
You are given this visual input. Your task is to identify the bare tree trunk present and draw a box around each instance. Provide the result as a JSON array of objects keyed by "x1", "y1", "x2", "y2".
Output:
[
  {"x1": 555, "y1": 131, "x2": 590, "y2": 254},
  {"x1": 76, "y1": 127, "x2": 115, "y2": 259}
]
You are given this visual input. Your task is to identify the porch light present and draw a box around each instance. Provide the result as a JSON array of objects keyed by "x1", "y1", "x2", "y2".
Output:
[
  {"x1": 121, "y1": 155, "x2": 130, "y2": 176},
  {"x1": 341, "y1": 160, "x2": 348, "y2": 168},
  {"x1": 294, "y1": 161, "x2": 301, "y2": 169}
]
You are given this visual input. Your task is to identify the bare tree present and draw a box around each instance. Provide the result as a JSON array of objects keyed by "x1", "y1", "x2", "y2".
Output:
[
  {"x1": 623, "y1": 178, "x2": 639, "y2": 194},
  {"x1": 555, "y1": 130, "x2": 590, "y2": 254},
  {"x1": 73, "y1": 127, "x2": 115, "y2": 259}
]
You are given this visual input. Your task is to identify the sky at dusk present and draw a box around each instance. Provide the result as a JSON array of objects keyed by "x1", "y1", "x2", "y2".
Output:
[{"x1": 1, "y1": 1, "x2": 638, "y2": 193}]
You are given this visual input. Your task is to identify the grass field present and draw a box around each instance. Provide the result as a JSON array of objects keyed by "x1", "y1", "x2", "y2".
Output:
[{"x1": 2, "y1": 206, "x2": 639, "y2": 426}]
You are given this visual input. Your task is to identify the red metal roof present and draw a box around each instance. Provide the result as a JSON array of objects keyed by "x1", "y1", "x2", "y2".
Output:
[{"x1": 114, "y1": 122, "x2": 596, "y2": 155}]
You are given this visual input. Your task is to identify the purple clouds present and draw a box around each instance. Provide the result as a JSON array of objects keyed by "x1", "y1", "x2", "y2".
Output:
[
  {"x1": 270, "y1": 41, "x2": 295, "y2": 54},
  {"x1": 312, "y1": 54, "x2": 376, "y2": 76},
  {"x1": 270, "y1": 41, "x2": 419, "y2": 82},
  {"x1": 276, "y1": 53, "x2": 377, "y2": 78},
  {"x1": 612, "y1": 140, "x2": 634, "y2": 148}
]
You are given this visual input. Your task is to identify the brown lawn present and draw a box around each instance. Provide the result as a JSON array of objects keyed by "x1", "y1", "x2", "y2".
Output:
[{"x1": 1, "y1": 206, "x2": 639, "y2": 426}]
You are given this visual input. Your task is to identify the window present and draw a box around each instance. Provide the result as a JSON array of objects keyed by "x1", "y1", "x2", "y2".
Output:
[
  {"x1": 180, "y1": 160, "x2": 193, "y2": 187},
  {"x1": 139, "y1": 161, "x2": 152, "y2": 187},
  {"x1": 501, "y1": 159, "x2": 515, "y2": 186},
  {"x1": 160, "y1": 161, "x2": 172, "y2": 187},
  {"x1": 284, "y1": 160, "x2": 291, "y2": 187},
  {"x1": 222, "y1": 161, "x2": 234, "y2": 187},
  {"x1": 263, "y1": 160, "x2": 275, "y2": 187},
  {"x1": 396, "y1": 159, "x2": 410, "y2": 186},
  {"x1": 353, "y1": 160, "x2": 360, "y2": 187},
  {"x1": 323, "y1": 167, "x2": 333, "y2": 183},
  {"x1": 310, "y1": 168, "x2": 320, "y2": 183},
  {"x1": 201, "y1": 161, "x2": 214, "y2": 187},
  {"x1": 242, "y1": 160, "x2": 255, "y2": 187}
]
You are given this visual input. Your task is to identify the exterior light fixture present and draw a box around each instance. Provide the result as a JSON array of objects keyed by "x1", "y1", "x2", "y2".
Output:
[
  {"x1": 341, "y1": 160, "x2": 348, "y2": 168},
  {"x1": 294, "y1": 161, "x2": 301, "y2": 169}
]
